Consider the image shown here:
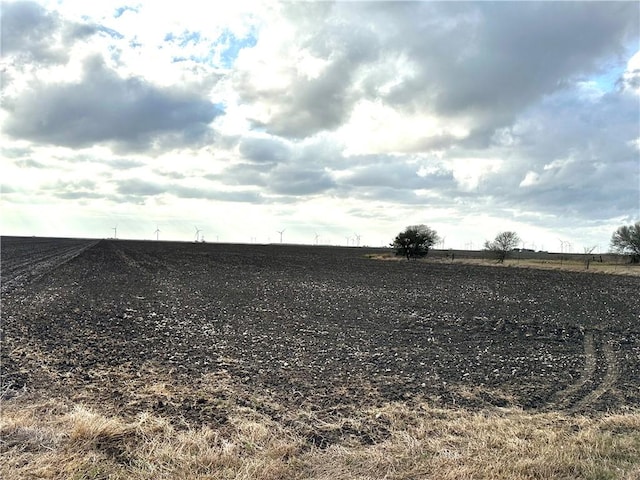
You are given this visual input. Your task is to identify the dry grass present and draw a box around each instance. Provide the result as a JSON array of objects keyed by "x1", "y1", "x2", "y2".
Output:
[
  {"x1": 460, "y1": 258, "x2": 640, "y2": 277},
  {"x1": 2, "y1": 392, "x2": 639, "y2": 480},
  {"x1": 368, "y1": 253, "x2": 640, "y2": 277}
]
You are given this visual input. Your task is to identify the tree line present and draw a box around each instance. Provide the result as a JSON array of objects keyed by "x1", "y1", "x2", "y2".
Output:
[{"x1": 391, "y1": 221, "x2": 640, "y2": 263}]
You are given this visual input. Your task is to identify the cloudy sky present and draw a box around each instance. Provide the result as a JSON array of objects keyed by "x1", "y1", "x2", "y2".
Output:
[{"x1": 1, "y1": 1, "x2": 639, "y2": 251}]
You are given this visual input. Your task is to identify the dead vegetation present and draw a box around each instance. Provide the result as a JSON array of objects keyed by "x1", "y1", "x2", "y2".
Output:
[
  {"x1": 2, "y1": 391, "x2": 639, "y2": 480},
  {"x1": 458, "y1": 258, "x2": 640, "y2": 277},
  {"x1": 369, "y1": 252, "x2": 640, "y2": 276}
]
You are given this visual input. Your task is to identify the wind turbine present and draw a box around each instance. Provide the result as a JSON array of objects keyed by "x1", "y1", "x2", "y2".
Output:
[
  {"x1": 155, "y1": 226, "x2": 160, "y2": 241},
  {"x1": 112, "y1": 225, "x2": 117, "y2": 239},
  {"x1": 194, "y1": 226, "x2": 201, "y2": 242},
  {"x1": 557, "y1": 238, "x2": 570, "y2": 266},
  {"x1": 354, "y1": 233, "x2": 361, "y2": 247},
  {"x1": 277, "y1": 229, "x2": 285, "y2": 244},
  {"x1": 315, "y1": 232, "x2": 320, "y2": 245},
  {"x1": 558, "y1": 238, "x2": 572, "y2": 254}
]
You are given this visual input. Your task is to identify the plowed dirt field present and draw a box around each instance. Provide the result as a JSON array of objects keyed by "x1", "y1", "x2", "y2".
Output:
[{"x1": 2, "y1": 237, "x2": 639, "y2": 436}]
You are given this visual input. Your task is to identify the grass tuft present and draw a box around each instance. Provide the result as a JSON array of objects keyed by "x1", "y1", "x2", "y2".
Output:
[{"x1": 2, "y1": 393, "x2": 639, "y2": 480}]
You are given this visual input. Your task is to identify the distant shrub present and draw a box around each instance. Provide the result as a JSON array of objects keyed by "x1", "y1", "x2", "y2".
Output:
[{"x1": 391, "y1": 225, "x2": 440, "y2": 260}]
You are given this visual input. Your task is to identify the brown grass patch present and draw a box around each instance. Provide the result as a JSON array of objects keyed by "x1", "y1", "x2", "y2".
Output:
[
  {"x1": 368, "y1": 252, "x2": 640, "y2": 276},
  {"x1": 463, "y1": 258, "x2": 640, "y2": 277},
  {"x1": 2, "y1": 392, "x2": 639, "y2": 480}
]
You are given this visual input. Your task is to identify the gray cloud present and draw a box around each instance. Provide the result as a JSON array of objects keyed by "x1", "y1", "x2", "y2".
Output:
[
  {"x1": 1, "y1": 1, "x2": 66, "y2": 63},
  {"x1": 113, "y1": 177, "x2": 265, "y2": 204},
  {"x1": 342, "y1": 159, "x2": 455, "y2": 191},
  {"x1": 363, "y1": 1, "x2": 638, "y2": 143},
  {"x1": 220, "y1": 135, "x2": 346, "y2": 196},
  {"x1": 216, "y1": 160, "x2": 335, "y2": 197},
  {"x1": 117, "y1": 178, "x2": 167, "y2": 197},
  {"x1": 3, "y1": 55, "x2": 221, "y2": 152},
  {"x1": 56, "y1": 191, "x2": 105, "y2": 200},
  {"x1": 171, "y1": 185, "x2": 264, "y2": 203},
  {"x1": 109, "y1": 158, "x2": 145, "y2": 170},
  {"x1": 15, "y1": 158, "x2": 46, "y2": 168},
  {"x1": 1, "y1": 146, "x2": 32, "y2": 158},
  {"x1": 220, "y1": 137, "x2": 459, "y2": 199},
  {"x1": 267, "y1": 163, "x2": 335, "y2": 196},
  {"x1": 155, "y1": 169, "x2": 187, "y2": 180},
  {"x1": 1, "y1": 1, "x2": 121, "y2": 66},
  {"x1": 475, "y1": 86, "x2": 639, "y2": 221},
  {"x1": 212, "y1": 162, "x2": 271, "y2": 187},
  {"x1": 427, "y1": 2, "x2": 637, "y2": 140},
  {"x1": 64, "y1": 22, "x2": 123, "y2": 42},
  {"x1": 234, "y1": 4, "x2": 380, "y2": 138},
  {"x1": 239, "y1": 136, "x2": 291, "y2": 164},
  {"x1": 234, "y1": 1, "x2": 638, "y2": 145},
  {"x1": 340, "y1": 185, "x2": 427, "y2": 206},
  {"x1": 39, "y1": 179, "x2": 103, "y2": 200}
]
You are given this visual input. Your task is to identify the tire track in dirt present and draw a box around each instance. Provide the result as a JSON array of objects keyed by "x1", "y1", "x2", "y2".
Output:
[
  {"x1": 571, "y1": 334, "x2": 619, "y2": 412},
  {"x1": 1, "y1": 239, "x2": 100, "y2": 294},
  {"x1": 548, "y1": 330, "x2": 619, "y2": 412},
  {"x1": 549, "y1": 331, "x2": 596, "y2": 410},
  {"x1": 109, "y1": 242, "x2": 143, "y2": 269}
]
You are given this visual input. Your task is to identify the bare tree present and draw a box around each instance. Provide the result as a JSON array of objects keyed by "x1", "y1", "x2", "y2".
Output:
[
  {"x1": 610, "y1": 221, "x2": 640, "y2": 263},
  {"x1": 484, "y1": 231, "x2": 520, "y2": 263}
]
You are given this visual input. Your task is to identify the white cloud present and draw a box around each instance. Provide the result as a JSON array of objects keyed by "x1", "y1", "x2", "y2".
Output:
[
  {"x1": 338, "y1": 100, "x2": 470, "y2": 155},
  {"x1": 622, "y1": 50, "x2": 640, "y2": 93},
  {"x1": 451, "y1": 158, "x2": 503, "y2": 192},
  {"x1": 519, "y1": 171, "x2": 540, "y2": 188},
  {"x1": 1, "y1": 1, "x2": 638, "y2": 250}
]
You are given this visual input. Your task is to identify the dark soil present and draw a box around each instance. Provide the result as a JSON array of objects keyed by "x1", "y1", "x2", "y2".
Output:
[{"x1": 2, "y1": 237, "x2": 639, "y2": 429}]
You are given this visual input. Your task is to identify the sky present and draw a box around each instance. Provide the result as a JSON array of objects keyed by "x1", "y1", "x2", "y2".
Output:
[{"x1": 1, "y1": 0, "x2": 639, "y2": 252}]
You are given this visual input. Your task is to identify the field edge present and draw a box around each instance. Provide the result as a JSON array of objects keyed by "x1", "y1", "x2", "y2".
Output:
[{"x1": 368, "y1": 252, "x2": 640, "y2": 277}]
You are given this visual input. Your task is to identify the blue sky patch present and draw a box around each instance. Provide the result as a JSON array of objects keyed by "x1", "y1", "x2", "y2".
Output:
[
  {"x1": 218, "y1": 30, "x2": 257, "y2": 68},
  {"x1": 97, "y1": 25, "x2": 124, "y2": 40},
  {"x1": 165, "y1": 29, "x2": 258, "y2": 68},
  {"x1": 589, "y1": 44, "x2": 638, "y2": 92},
  {"x1": 114, "y1": 6, "x2": 139, "y2": 18},
  {"x1": 164, "y1": 30, "x2": 202, "y2": 48}
]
